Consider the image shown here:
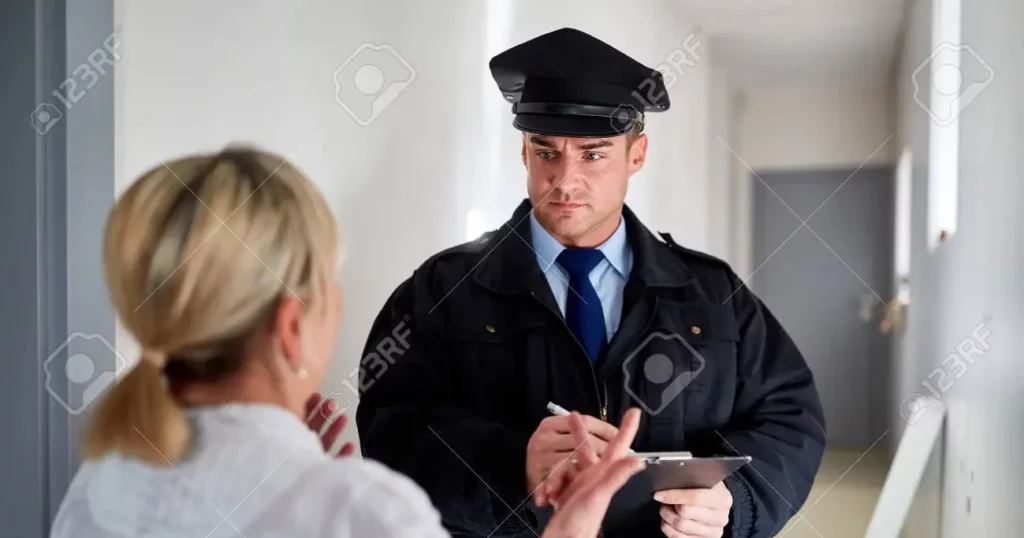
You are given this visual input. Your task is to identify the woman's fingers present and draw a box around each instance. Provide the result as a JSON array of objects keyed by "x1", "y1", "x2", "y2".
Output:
[
  {"x1": 592, "y1": 457, "x2": 646, "y2": 500},
  {"x1": 538, "y1": 446, "x2": 587, "y2": 507},
  {"x1": 537, "y1": 467, "x2": 567, "y2": 507},
  {"x1": 542, "y1": 408, "x2": 646, "y2": 515},
  {"x1": 301, "y1": 392, "x2": 354, "y2": 456},
  {"x1": 304, "y1": 392, "x2": 322, "y2": 417},
  {"x1": 605, "y1": 408, "x2": 641, "y2": 459},
  {"x1": 337, "y1": 441, "x2": 356, "y2": 458},
  {"x1": 552, "y1": 452, "x2": 645, "y2": 514},
  {"x1": 568, "y1": 412, "x2": 599, "y2": 465},
  {"x1": 319, "y1": 412, "x2": 347, "y2": 452},
  {"x1": 305, "y1": 392, "x2": 337, "y2": 433}
]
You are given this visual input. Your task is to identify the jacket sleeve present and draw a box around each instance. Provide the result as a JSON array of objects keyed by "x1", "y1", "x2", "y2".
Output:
[
  {"x1": 717, "y1": 271, "x2": 827, "y2": 538},
  {"x1": 355, "y1": 269, "x2": 536, "y2": 537}
]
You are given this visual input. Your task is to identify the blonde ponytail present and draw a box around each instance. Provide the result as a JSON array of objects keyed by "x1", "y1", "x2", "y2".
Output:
[
  {"x1": 83, "y1": 357, "x2": 189, "y2": 464},
  {"x1": 84, "y1": 145, "x2": 339, "y2": 465}
]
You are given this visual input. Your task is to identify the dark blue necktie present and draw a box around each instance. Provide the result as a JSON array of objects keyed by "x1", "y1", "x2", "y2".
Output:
[{"x1": 557, "y1": 248, "x2": 607, "y2": 363}]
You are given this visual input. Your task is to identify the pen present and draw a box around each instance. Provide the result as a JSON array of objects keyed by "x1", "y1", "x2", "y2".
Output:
[
  {"x1": 546, "y1": 402, "x2": 571, "y2": 416},
  {"x1": 546, "y1": 401, "x2": 637, "y2": 455}
]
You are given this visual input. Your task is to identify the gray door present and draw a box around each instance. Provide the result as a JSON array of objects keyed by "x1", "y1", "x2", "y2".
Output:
[{"x1": 750, "y1": 167, "x2": 894, "y2": 449}]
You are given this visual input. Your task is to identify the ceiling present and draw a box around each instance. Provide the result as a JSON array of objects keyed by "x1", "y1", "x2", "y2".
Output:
[{"x1": 679, "y1": 0, "x2": 908, "y2": 88}]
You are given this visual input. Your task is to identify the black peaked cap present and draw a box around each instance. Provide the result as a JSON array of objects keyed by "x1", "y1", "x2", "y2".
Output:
[{"x1": 489, "y1": 27, "x2": 670, "y2": 137}]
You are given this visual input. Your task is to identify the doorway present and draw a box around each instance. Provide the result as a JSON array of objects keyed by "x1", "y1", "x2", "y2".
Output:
[{"x1": 750, "y1": 167, "x2": 894, "y2": 449}]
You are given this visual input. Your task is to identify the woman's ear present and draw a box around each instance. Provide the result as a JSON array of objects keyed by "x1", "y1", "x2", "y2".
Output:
[{"x1": 273, "y1": 294, "x2": 306, "y2": 373}]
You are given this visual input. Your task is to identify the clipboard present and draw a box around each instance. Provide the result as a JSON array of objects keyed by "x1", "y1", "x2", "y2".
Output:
[
  {"x1": 636, "y1": 452, "x2": 752, "y2": 491},
  {"x1": 601, "y1": 453, "x2": 752, "y2": 531}
]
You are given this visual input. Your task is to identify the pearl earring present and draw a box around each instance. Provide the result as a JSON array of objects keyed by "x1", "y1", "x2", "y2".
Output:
[{"x1": 296, "y1": 366, "x2": 309, "y2": 380}]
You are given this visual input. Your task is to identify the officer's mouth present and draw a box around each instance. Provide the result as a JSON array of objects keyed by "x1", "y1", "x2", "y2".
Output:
[{"x1": 550, "y1": 201, "x2": 587, "y2": 210}]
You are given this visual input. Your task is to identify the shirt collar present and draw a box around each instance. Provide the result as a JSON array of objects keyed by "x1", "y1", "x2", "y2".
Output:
[{"x1": 529, "y1": 212, "x2": 632, "y2": 278}]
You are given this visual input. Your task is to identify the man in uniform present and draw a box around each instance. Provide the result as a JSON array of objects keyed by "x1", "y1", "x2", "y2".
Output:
[{"x1": 356, "y1": 27, "x2": 825, "y2": 538}]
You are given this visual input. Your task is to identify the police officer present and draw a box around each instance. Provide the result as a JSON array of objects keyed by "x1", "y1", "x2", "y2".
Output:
[{"x1": 356, "y1": 27, "x2": 826, "y2": 538}]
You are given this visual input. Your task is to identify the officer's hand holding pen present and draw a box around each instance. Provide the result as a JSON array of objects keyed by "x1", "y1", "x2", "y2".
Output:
[
  {"x1": 526, "y1": 410, "x2": 621, "y2": 493},
  {"x1": 547, "y1": 402, "x2": 637, "y2": 455}
]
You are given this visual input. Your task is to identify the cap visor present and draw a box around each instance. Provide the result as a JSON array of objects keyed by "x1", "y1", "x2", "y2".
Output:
[{"x1": 513, "y1": 113, "x2": 637, "y2": 138}]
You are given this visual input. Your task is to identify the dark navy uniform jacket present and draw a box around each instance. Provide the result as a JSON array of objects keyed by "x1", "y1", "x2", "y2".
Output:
[{"x1": 356, "y1": 199, "x2": 826, "y2": 537}]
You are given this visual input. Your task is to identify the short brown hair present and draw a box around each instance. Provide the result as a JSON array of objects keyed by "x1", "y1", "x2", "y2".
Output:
[{"x1": 625, "y1": 116, "x2": 645, "y2": 147}]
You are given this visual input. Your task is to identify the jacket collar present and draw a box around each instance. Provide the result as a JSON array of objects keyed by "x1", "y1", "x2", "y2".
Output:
[{"x1": 472, "y1": 199, "x2": 693, "y2": 294}]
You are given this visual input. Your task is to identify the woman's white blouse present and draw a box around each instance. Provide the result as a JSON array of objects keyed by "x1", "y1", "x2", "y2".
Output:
[{"x1": 50, "y1": 403, "x2": 450, "y2": 537}]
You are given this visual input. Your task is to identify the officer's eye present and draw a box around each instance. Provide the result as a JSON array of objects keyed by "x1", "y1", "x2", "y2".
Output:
[
  {"x1": 583, "y1": 151, "x2": 603, "y2": 161},
  {"x1": 537, "y1": 151, "x2": 557, "y2": 160}
]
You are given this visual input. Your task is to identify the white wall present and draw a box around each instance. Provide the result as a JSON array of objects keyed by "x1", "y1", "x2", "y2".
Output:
[
  {"x1": 113, "y1": 0, "x2": 726, "y2": 452},
  {"x1": 706, "y1": 57, "x2": 736, "y2": 262},
  {"x1": 737, "y1": 81, "x2": 895, "y2": 172},
  {"x1": 893, "y1": 0, "x2": 1024, "y2": 536}
]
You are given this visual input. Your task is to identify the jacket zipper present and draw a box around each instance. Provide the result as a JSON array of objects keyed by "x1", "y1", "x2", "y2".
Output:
[
  {"x1": 532, "y1": 292, "x2": 607, "y2": 538},
  {"x1": 531, "y1": 292, "x2": 607, "y2": 421}
]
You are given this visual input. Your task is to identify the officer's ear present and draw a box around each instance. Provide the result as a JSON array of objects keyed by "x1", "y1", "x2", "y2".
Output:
[
  {"x1": 520, "y1": 136, "x2": 527, "y2": 167},
  {"x1": 627, "y1": 133, "x2": 648, "y2": 174}
]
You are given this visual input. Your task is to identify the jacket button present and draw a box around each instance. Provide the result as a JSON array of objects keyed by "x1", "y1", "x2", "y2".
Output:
[
  {"x1": 485, "y1": 325, "x2": 496, "y2": 333},
  {"x1": 691, "y1": 326, "x2": 702, "y2": 335}
]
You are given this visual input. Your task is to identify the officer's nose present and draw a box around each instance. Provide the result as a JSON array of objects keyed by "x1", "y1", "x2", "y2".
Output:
[{"x1": 550, "y1": 159, "x2": 585, "y2": 194}]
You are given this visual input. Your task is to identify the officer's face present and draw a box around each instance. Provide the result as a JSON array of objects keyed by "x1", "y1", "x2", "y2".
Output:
[{"x1": 522, "y1": 133, "x2": 647, "y2": 246}]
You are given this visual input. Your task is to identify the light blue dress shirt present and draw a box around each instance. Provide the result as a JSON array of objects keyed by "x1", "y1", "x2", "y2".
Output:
[{"x1": 529, "y1": 212, "x2": 633, "y2": 339}]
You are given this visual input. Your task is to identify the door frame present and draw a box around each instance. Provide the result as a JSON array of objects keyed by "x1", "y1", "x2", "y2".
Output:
[{"x1": 0, "y1": 0, "x2": 116, "y2": 533}]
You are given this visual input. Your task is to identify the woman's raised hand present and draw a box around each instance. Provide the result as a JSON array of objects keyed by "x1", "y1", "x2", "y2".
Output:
[
  {"x1": 305, "y1": 392, "x2": 356, "y2": 457},
  {"x1": 538, "y1": 408, "x2": 645, "y2": 538}
]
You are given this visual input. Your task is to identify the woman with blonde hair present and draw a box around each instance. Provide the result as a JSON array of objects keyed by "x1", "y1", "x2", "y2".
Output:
[{"x1": 49, "y1": 145, "x2": 644, "y2": 537}]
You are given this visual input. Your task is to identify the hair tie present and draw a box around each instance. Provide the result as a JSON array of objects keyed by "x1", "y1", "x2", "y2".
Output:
[{"x1": 142, "y1": 348, "x2": 168, "y2": 369}]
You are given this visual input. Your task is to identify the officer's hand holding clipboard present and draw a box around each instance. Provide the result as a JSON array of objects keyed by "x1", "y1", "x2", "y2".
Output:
[{"x1": 606, "y1": 449, "x2": 751, "y2": 536}]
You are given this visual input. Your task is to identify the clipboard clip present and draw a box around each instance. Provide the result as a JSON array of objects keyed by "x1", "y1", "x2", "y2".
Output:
[{"x1": 641, "y1": 452, "x2": 694, "y2": 465}]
